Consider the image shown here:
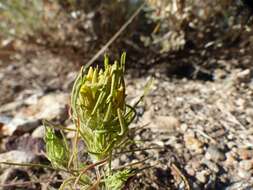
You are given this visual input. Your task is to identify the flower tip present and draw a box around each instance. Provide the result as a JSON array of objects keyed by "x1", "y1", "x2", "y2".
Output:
[{"x1": 87, "y1": 67, "x2": 94, "y2": 81}]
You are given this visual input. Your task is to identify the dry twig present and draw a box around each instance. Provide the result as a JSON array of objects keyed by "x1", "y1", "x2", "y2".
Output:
[
  {"x1": 85, "y1": 2, "x2": 145, "y2": 68},
  {"x1": 170, "y1": 163, "x2": 191, "y2": 190}
]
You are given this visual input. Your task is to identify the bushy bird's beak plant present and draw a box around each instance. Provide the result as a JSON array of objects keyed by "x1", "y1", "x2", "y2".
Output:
[{"x1": 43, "y1": 53, "x2": 150, "y2": 190}]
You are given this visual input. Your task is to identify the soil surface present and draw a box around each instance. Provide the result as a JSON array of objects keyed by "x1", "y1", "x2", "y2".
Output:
[{"x1": 1, "y1": 20, "x2": 253, "y2": 190}]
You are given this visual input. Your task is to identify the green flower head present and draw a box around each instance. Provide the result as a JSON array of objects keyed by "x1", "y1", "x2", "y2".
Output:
[{"x1": 71, "y1": 53, "x2": 136, "y2": 161}]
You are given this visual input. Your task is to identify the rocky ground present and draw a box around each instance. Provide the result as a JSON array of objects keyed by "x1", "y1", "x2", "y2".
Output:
[{"x1": 0, "y1": 42, "x2": 253, "y2": 190}]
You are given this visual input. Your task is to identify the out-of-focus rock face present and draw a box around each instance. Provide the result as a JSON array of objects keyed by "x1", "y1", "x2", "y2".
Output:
[
  {"x1": 0, "y1": 150, "x2": 36, "y2": 170},
  {"x1": 0, "y1": 168, "x2": 31, "y2": 190},
  {"x1": 1, "y1": 93, "x2": 69, "y2": 136},
  {"x1": 18, "y1": 93, "x2": 69, "y2": 121},
  {"x1": 1, "y1": 117, "x2": 40, "y2": 136}
]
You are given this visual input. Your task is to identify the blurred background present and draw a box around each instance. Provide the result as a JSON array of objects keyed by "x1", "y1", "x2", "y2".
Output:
[{"x1": 0, "y1": 0, "x2": 253, "y2": 189}]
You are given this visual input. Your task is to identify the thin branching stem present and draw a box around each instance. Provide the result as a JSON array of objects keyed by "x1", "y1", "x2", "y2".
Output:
[
  {"x1": 74, "y1": 158, "x2": 108, "y2": 188},
  {"x1": 0, "y1": 162, "x2": 75, "y2": 175},
  {"x1": 114, "y1": 147, "x2": 164, "y2": 155}
]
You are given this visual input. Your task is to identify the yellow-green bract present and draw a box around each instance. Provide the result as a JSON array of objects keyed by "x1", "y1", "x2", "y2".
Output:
[
  {"x1": 44, "y1": 121, "x2": 70, "y2": 169},
  {"x1": 71, "y1": 53, "x2": 136, "y2": 161},
  {"x1": 104, "y1": 169, "x2": 135, "y2": 190}
]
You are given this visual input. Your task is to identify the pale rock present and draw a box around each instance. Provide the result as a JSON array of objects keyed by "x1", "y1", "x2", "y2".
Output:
[
  {"x1": 0, "y1": 168, "x2": 30, "y2": 186},
  {"x1": 31, "y1": 125, "x2": 45, "y2": 139},
  {"x1": 235, "y1": 69, "x2": 251, "y2": 83},
  {"x1": 184, "y1": 135, "x2": 203, "y2": 153},
  {"x1": 180, "y1": 123, "x2": 188, "y2": 132},
  {"x1": 0, "y1": 116, "x2": 12, "y2": 137},
  {"x1": 237, "y1": 148, "x2": 253, "y2": 160},
  {"x1": 239, "y1": 160, "x2": 253, "y2": 171},
  {"x1": 227, "y1": 141, "x2": 237, "y2": 149},
  {"x1": 18, "y1": 93, "x2": 69, "y2": 121},
  {"x1": 246, "y1": 108, "x2": 253, "y2": 118},
  {"x1": 189, "y1": 158, "x2": 201, "y2": 171},
  {"x1": 111, "y1": 158, "x2": 120, "y2": 168},
  {"x1": 175, "y1": 143, "x2": 184, "y2": 154},
  {"x1": 142, "y1": 111, "x2": 180, "y2": 132},
  {"x1": 0, "y1": 101, "x2": 24, "y2": 113},
  {"x1": 134, "y1": 135, "x2": 141, "y2": 141},
  {"x1": 2, "y1": 116, "x2": 39, "y2": 136},
  {"x1": 196, "y1": 170, "x2": 208, "y2": 183},
  {"x1": 226, "y1": 181, "x2": 253, "y2": 190},
  {"x1": 224, "y1": 152, "x2": 238, "y2": 167},
  {"x1": 0, "y1": 151, "x2": 35, "y2": 170},
  {"x1": 227, "y1": 134, "x2": 234, "y2": 140},
  {"x1": 185, "y1": 165, "x2": 195, "y2": 176},
  {"x1": 238, "y1": 169, "x2": 252, "y2": 179},
  {"x1": 202, "y1": 159, "x2": 219, "y2": 173},
  {"x1": 65, "y1": 124, "x2": 76, "y2": 139},
  {"x1": 164, "y1": 136, "x2": 177, "y2": 146},
  {"x1": 0, "y1": 116, "x2": 12, "y2": 125},
  {"x1": 205, "y1": 145, "x2": 225, "y2": 162},
  {"x1": 153, "y1": 140, "x2": 164, "y2": 147},
  {"x1": 23, "y1": 92, "x2": 43, "y2": 105}
]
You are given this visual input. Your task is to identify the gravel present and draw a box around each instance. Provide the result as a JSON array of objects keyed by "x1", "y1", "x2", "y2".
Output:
[{"x1": 1, "y1": 49, "x2": 253, "y2": 189}]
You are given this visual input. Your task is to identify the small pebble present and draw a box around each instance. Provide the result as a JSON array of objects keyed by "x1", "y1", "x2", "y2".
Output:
[
  {"x1": 235, "y1": 69, "x2": 251, "y2": 83},
  {"x1": 202, "y1": 159, "x2": 219, "y2": 173},
  {"x1": 205, "y1": 145, "x2": 225, "y2": 162},
  {"x1": 239, "y1": 160, "x2": 253, "y2": 171},
  {"x1": 180, "y1": 123, "x2": 188, "y2": 132},
  {"x1": 224, "y1": 152, "x2": 238, "y2": 167},
  {"x1": 153, "y1": 140, "x2": 164, "y2": 147},
  {"x1": 19, "y1": 93, "x2": 69, "y2": 122},
  {"x1": 237, "y1": 148, "x2": 253, "y2": 160},
  {"x1": 185, "y1": 165, "x2": 195, "y2": 176},
  {"x1": 227, "y1": 134, "x2": 234, "y2": 140},
  {"x1": 184, "y1": 135, "x2": 203, "y2": 153},
  {"x1": 2, "y1": 117, "x2": 39, "y2": 136},
  {"x1": 226, "y1": 181, "x2": 253, "y2": 190},
  {"x1": 0, "y1": 168, "x2": 30, "y2": 188},
  {"x1": 188, "y1": 156, "x2": 202, "y2": 171},
  {"x1": 196, "y1": 170, "x2": 208, "y2": 183},
  {"x1": 0, "y1": 150, "x2": 35, "y2": 170},
  {"x1": 31, "y1": 125, "x2": 45, "y2": 139},
  {"x1": 238, "y1": 169, "x2": 252, "y2": 179},
  {"x1": 227, "y1": 141, "x2": 237, "y2": 149},
  {"x1": 164, "y1": 136, "x2": 177, "y2": 146},
  {"x1": 111, "y1": 158, "x2": 120, "y2": 168}
]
